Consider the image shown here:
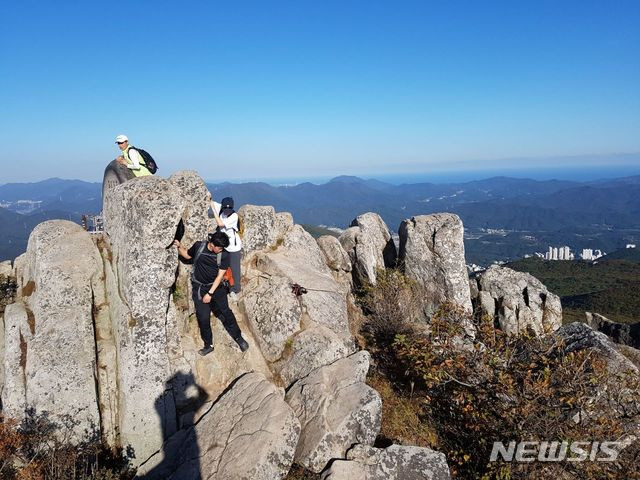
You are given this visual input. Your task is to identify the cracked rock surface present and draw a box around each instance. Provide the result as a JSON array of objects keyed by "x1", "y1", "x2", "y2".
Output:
[
  {"x1": 5, "y1": 220, "x2": 102, "y2": 442},
  {"x1": 339, "y1": 213, "x2": 396, "y2": 286},
  {"x1": 398, "y1": 213, "x2": 471, "y2": 315},
  {"x1": 137, "y1": 372, "x2": 300, "y2": 480},
  {"x1": 321, "y1": 443, "x2": 451, "y2": 480},
  {"x1": 475, "y1": 265, "x2": 562, "y2": 336},
  {"x1": 285, "y1": 351, "x2": 382, "y2": 473},
  {"x1": 557, "y1": 322, "x2": 639, "y2": 374}
]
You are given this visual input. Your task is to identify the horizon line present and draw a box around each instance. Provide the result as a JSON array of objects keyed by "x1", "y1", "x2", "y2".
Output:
[{"x1": 1, "y1": 163, "x2": 639, "y2": 188}]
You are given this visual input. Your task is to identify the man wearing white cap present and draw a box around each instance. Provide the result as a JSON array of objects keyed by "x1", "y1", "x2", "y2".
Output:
[{"x1": 115, "y1": 134, "x2": 152, "y2": 177}]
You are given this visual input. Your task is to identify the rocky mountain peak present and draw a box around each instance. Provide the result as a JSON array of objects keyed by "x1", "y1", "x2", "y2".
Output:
[{"x1": 0, "y1": 170, "x2": 585, "y2": 479}]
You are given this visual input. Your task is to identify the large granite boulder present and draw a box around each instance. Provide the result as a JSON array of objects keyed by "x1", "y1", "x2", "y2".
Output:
[
  {"x1": 285, "y1": 351, "x2": 382, "y2": 473},
  {"x1": 242, "y1": 274, "x2": 303, "y2": 362},
  {"x1": 103, "y1": 176, "x2": 185, "y2": 460},
  {"x1": 339, "y1": 213, "x2": 396, "y2": 285},
  {"x1": 243, "y1": 223, "x2": 354, "y2": 386},
  {"x1": 317, "y1": 235, "x2": 352, "y2": 273},
  {"x1": 556, "y1": 322, "x2": 638, "y2": 374},
  {"x1": 273, "y1": 325, "x2": 354, "y2": 387},
  {"x1": 475, "y1": 265, "x2": 562, "y2": 335},
  {"x1": 322, "y1": 444, "x2": 451, "y2": 480},
  {"x1": 136, "y1": 372, "x2": 300, "y2": 480},
  {"x1": 586, "y1": 312, "x2": 640, "y2": 349},
  {"x1": 237, "y1": 205, "x2": 293, "y2": 255},
  {"x1": 3, "y1": 221, "x2": 102, "y2": 441},
  {"x1": 255, "y1": 251, "x2": 349, "y2": 335},
  {"x1": 0, "y1": 260, "x2": 16, "y2": 394},
  {"x1": 169, "y1": 171, "x2": 212, "y2": 246},
  {"x1": 398, "y1": 213, "x2": 472, "y2": 314},
  {"x1": 2, "y1": 302, "x2": 31, "y2": 421}
]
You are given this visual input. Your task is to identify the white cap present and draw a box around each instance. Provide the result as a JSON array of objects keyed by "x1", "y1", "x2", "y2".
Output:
[{"x1": 115, "y1": 134, "x2": 128, "y2": 143}]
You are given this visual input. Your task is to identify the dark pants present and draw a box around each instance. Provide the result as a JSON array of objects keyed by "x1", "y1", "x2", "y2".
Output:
[
  {"x1": 228, "y1": 250, "x2": 242, "y2": 294},
  {"x1": 192, "y1": 282, "x2": 242, "y2": 347}
]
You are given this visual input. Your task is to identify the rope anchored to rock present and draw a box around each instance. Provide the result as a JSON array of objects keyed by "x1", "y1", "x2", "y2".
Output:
[
  {"x1": 257, "y1": 273, "x2": 341, "y2": 297},
  {"x1": 290, "y1": 283, "x2": 307, "y2": 296}
]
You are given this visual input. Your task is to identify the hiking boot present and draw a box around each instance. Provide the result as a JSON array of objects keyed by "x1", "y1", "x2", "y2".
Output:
[
  {"x1": 236, "y1": 337, "x2": 249, "y2": 353},
  {"x1": 198, "y1": 345, "x2": 214, "y2": 356}
]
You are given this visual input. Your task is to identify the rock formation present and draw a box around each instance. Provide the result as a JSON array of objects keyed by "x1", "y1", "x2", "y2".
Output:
[
  {"x1": 586, "y1": 312, "x2": 640, "y2": 349},
  {"x1": 556, "y1": 322, "x2": 639, "y2": 374},
  {"x1": 398, "y1": 213, "x2": 472, "y2": 314},
  {"x1": 1, "y1": 173, "x2": 551, "y2": 478},
  {"x1": 474, "y1": 265, "x2": 562, "y2": 335},
  {"x1": 322, "y1": 444, "x2": 451, "y2": 480},
  {"x1": 339, "y1": 213, "x2": 396, "y2": 285},
  {"x1": 317, "y1": 235, "x2": 352, "y2": 287},
  {"x1": 285, "y1": 351, "x2": 382, "y2": 472},
  {"x1": 136, "y1": 372, "x2": 300, "y2": 480},
  {"x1": 6, "y1": 221, "x2": 102, "y2": 441},
  {"x1": 0, "y1": 260, "x2": 16, "y2": 396}
]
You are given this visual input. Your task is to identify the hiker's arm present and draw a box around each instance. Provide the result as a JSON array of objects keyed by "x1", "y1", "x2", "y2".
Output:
[
  {"x1": 204, "y1": 269, "x2": 226, "y2": 301},
  {"x1": 127, "y1": 149, "x2": 143, "y2": 170},
  {"x1": 173, "y1": 240, "x2": 192, "y2": 260},
  {"x1": 210, "y1": 200, "x2": 225, "y2": 228}
]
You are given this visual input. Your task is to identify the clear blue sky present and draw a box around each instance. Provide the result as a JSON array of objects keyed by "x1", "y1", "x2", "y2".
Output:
[{"x1": 1, "y1": 0, "x2": 639, "y2": 183}]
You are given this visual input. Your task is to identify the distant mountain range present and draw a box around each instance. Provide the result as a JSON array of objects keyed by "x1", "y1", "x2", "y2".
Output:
[
  {"x1": 1, "y1": 175, "x2": 639, "y2": 264},
  {"x1": 207, "y1": 175, "x2": 640, "y2": 230}
]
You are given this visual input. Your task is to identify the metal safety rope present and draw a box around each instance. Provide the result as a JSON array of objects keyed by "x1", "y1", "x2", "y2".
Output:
[{"x1": 256, "y1": 273, "x2": 341, "y2": 297}]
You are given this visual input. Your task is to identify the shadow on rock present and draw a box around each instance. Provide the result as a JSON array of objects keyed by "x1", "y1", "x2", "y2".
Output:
[{"x1": 136, "y1": 371, "x2": 208, "y2": 480}]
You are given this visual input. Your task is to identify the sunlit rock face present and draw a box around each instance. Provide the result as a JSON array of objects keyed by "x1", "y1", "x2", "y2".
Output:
[
  {"x1": 398, "y1": 213, "x2": 472, "y2": 314},
  {"x1": 0, "y1": 172, "x2": 457, "y2": 478},
  {"x1": 340, "y1": 212, "x2": 397, "y2": 286},
  {"x1": 475, "y1": 265, "x2": 562, "y2": 336}
]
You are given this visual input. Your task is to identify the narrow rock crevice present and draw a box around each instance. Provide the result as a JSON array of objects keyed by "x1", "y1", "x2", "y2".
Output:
[
  {"x1": 90, "y1": 285, "x2": 105, "y2": 440},
  {"x1": 522, "y1": 287, "x2": 530, "y2": 307},
  {"x1": 493, "y1": 297, "x2": 502, "y2": 329}
]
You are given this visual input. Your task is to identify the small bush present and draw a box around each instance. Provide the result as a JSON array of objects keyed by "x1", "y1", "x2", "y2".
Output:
[
  {"x1": 0, "y1": 409, "x2": 135, "y2": 480},
  {"x1": 368, "y1": 373, "x2": 438, "y2": 447},
  {"x1": 358, "y1": 269, "x2": 430, "y2": 346},
  {"x1": 390, "y1": 307, "x2": 640, "y2": 479},
  {"x1": 357, "y1": 269, "x2": 640, "y2": 479}
]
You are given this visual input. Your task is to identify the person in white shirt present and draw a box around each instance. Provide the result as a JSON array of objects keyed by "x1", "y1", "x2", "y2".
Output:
[
  {"x1": 211, "y1": 196, "x2": 242, "y2": 298},
  {"x1": 114, "y1": 134, "x2": 152, "y2": 177}
]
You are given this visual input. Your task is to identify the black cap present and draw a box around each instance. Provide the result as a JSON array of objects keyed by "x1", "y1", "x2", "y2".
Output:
[{"x1": 221, "y1": 197, "x2": 234, "y2": 209}]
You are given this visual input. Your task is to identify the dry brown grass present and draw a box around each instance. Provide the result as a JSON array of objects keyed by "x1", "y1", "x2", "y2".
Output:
[
  {"x1": 367, "y1": 373, "x2": 438, "y2": 448},
  {"x1": 283, "y1": 464, "x2": 321, "y2": 480}
]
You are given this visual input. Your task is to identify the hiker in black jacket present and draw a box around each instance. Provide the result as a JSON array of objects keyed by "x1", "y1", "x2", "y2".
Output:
[{"x1": 173, "y1": 231, "x2": 249, "y2": 356}]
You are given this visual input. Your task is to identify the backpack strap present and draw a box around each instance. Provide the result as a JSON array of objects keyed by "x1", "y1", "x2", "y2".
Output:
[
  {"x1": 128, "y1": 146, "x2": 147, "y2": 166},
  {"x1": 191, "y1": 242, "x2": 212, "y2": 286},
  {"x1": 224, "y1": 212, "x2": 239, "y2": 246}
]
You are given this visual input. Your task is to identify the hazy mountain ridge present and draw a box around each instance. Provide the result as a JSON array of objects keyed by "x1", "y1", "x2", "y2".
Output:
[{"x1": 1, "y1": 174, "x2": 639, "y2": 263}]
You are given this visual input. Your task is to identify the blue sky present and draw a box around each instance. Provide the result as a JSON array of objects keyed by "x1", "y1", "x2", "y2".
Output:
[{"x1": 1, "y1": 0, "x2": 639, "y2": 183}]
